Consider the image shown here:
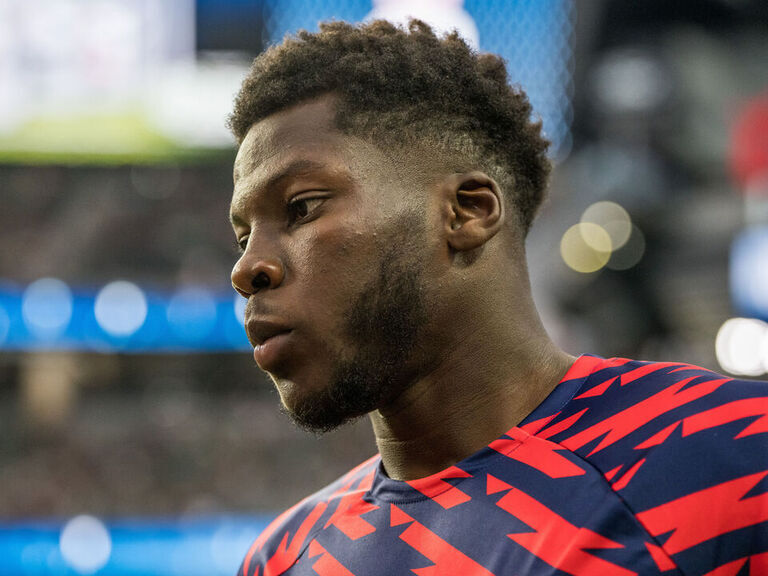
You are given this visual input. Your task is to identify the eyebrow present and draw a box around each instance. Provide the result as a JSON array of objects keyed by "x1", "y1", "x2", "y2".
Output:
[{"x1": 230, "y1": 159, "x2": 328, "y2": 227}]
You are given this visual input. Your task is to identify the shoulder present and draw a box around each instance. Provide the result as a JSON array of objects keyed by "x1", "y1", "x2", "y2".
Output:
[
  {"x1": 236, "y1": 454, "x2": 379, "y2": 576},
  {"x1": 537, "y1": 357, "x2": 768, "y2": 574},
  {"x1": 533, "y1": 357, "x2": 752, "y2": 455},
  {"x1": 552, "y1": 357, "x2": 763, "y2": 437},
  {"x1": 543, "y1": 356, "x2": 768, "y2": 480}
]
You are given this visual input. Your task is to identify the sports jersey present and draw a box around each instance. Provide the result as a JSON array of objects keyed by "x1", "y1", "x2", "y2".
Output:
[{"x1": 237, "y1": 355, "x2": 768, "y2": 576}]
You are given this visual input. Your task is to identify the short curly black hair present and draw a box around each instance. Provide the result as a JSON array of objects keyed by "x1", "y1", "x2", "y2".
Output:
[{"x1": 229, "y1": 19, "x2": 551, "y2": 234}]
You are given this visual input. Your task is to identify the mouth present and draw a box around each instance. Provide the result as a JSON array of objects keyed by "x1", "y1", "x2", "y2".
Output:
[
  {"x1": 246, "y1": 319, "x2": 292, "y2": 347},
  {"x1": 252, "y1": 330, "x2": 293, "y2": 370},
  {"x1": 246, "y1": 319, "x2": 294, "y2": 370}
]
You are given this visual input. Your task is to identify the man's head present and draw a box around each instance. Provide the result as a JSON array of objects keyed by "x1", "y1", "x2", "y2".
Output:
[
  {"x1": 229, "y1": 19, "x2": 551, "y2": 235},
  {"x1": 229, "y1": 20, "x2": 551, "y2": 433}
]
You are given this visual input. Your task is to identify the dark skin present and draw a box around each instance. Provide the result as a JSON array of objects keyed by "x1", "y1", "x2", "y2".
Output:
[{"x1": 230, "y1": 96, "x2": 575, "y2": 481}]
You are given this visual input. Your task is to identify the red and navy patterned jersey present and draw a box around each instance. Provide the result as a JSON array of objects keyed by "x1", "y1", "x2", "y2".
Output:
[{"x1": 237, "y1": 355, "x2": 768, "y2": 575}]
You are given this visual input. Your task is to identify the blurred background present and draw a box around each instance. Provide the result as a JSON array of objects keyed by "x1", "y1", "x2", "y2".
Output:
[{"x1": 1, "y1": 0, "x2": 767, "y2": 574}]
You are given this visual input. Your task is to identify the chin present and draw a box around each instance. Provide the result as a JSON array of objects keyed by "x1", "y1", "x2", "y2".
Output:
[
  {"x1": 270, "y1": 366, "x2": 328, "y2": 397},
  {"x1": 271, "y1": 375, "x2": 304, "y2": 409},
  {"x1": 273, "y1": 375, "x2": 366, "y2": 435}
]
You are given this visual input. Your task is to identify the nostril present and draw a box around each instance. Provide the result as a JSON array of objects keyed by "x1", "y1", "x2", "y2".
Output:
[{"x1": 252, "y1": 272, "x2": 271, "y2": 291}]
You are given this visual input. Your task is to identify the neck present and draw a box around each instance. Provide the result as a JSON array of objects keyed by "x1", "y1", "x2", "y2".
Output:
[{"x1": 369, "y1": 307, "x2": 575, "y2": 481}]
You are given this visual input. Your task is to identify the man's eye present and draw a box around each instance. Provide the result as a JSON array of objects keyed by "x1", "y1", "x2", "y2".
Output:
[
  {"x1": 287, "y1": 196, "x2": 326, "y2": 224},
  {"x1": 235, "y1": 237, "x2": 249, "y2": 254}
]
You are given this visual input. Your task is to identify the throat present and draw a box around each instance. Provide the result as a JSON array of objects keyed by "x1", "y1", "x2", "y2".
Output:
[
  {"x1": 368, "y1": 345, "x2": 576, "y2": 481},
  {"x1": 373, "y1": 425, "x2": 494, "y2": 481}
]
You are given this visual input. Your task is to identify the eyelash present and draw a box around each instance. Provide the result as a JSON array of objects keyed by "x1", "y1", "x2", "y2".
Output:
[
  {"x1": 287, "y1": 195, "x2": 327, "y2": 225},
  {"x1": 234, "y1": 195, "x2": 327, "y2": 254}
]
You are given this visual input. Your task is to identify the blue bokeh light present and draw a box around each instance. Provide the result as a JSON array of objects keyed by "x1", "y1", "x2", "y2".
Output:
[
  {"x1": 0, "y1": 282, "x2": 251, "y2": 353},
  {"x1": 166, "y1": 286, "x2": 218, "y2": 343},
  {"x1": 731, "y1": 226, "x2": 768, "y2": 320},
  {"x1": 94, "y1": 281, "x2": 148, "y2": 338},
  {"x1": 22, "y1": 278, "x2": 74, "y2": 340},
  {"x1": 0, "y1": 516, "x2": 272, "y2": 576}
]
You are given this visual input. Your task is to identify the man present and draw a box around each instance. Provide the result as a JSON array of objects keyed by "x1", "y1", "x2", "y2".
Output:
[{"x1": 228, "y1": 20, "x2": 768, "y2": 576}]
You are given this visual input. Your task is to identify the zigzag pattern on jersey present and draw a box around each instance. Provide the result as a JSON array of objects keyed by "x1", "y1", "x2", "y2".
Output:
[
  {"x1": 237, "y1": 356, "x2": 768, "y2": 576},
  {"x1": 530, "y1": 357, "x2": 768, "y2": 575},
  {"x1": 240, "y1": 464, "x2": 661, "y2": 576},
  {"x1": 238, "y1": 456, "x2": 379, "y2": 576},
  {"x1": 239, "y1": 433, "x2": 662, "y2": 572}
]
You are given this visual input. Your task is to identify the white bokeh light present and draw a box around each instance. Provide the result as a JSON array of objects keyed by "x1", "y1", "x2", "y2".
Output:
[
  {"x1": 21, "y1": 278, "x2": 73, "y2": 339},
  {"x1": 581, "y1": 201, "x2": 633, "y2": 251},
  {"x1": 761, "y1": 333, "x2": 768, "y2": 375},
  {"x1": 366, "y1": 0, "x2": 479, "y2": 49},
  {"x1": 233, "y1": 294, "x2": 246, "y2": 325},
  {"x1": 747, "y1": 263, "x2": 768, "y2": 314},
  {"x1": 94, "y1": 281, "x2": 147, "y2": 337},
  {"x1": 715, "y1": 317, "x2": 768, "y2": 377},
  {"x1": 59, "y1": 515, "x2": 112, "y2": 574}
]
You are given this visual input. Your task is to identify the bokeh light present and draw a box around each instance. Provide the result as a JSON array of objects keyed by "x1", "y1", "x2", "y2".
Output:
[
  {"x1": 730, "y1": 227, "x2": 768, "y2": 317},
  {"x1": 560, "y1": 223, "x2": 612, "y2": 273},
  {"x1": 209, "y1": 522, "x2": 263, "y2": 574},
  {"x1": 21, "y1": 277, "x2": 73, "y2": 339},
  {"x1": 166, "y1": 286, "x2": 218, "y2": 341},
  {"x1": 59, "y1": 515, "x2": 112, "y2": 574},
  {"x1": 94, "y1": 281, "x2": 148, "y2": 337},
  {"x1": 607, "y1": 224, "x2": 646, "y2": 270},
  {"x1": 233, "y1": 293, "x2": 246, "y2": 325},
  {"x1": 581, "y1": 201, "x2": 632, "y2": 250},
  {"x1": 366, "y1": 0, "x2": 479, "y2": 49},
  {"x1": 591, "y1": 49, "x2": 671, "y2": 115},
  {"x1": 0, "y1": 303, "x2": 10, "y2": 345},
  {"x1": 715, "y1": 317, "x2": 767, "y2": 377},
  {"x1": 563, "y1": 201, "x2": 645, "y2": 273}
]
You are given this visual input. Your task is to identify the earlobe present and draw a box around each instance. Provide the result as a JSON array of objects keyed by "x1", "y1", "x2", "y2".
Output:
[{"x1": 445, "y1": 172, "x2": 504, "y2": 252}]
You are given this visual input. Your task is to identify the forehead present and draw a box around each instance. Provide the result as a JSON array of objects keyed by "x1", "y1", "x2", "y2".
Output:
[
  {"x1": 230, "y1": 98, "x2": 404, "y2": 224},
  {"x1": 233, "y1": 98, "x2": 346, "y2": 184}
]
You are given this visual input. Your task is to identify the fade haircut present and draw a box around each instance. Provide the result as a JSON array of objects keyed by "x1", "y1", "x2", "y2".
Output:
[{"x1": 229, "y1": 19, "x2": 551, "y2": 233}]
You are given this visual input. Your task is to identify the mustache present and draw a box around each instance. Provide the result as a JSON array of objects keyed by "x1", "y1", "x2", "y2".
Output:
[{"x1": 243, "y1": 298, "x2": 287, "y2": 320}]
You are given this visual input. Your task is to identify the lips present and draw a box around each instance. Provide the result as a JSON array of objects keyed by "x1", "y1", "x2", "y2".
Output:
[
  {"x1": 246, "y1": 319, "x2": 294, "y2": 370},
  {"x1": 246, "y1": 319, "x2": 292, "y2": 347}
]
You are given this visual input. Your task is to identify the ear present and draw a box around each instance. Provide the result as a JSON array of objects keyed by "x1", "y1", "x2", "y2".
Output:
[{"x1": 443, "y1": 171, "x2": 504, "y2": 252}]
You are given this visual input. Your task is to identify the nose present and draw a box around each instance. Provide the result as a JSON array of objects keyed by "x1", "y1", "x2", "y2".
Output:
[{"x1": 231, "y1": 250, "x2": 285, "y2": 298}]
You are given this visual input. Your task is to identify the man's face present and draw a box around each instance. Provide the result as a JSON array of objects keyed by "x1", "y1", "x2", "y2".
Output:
[{"x1": 230, "y1": 98, "x2": 435, "y2": 433}]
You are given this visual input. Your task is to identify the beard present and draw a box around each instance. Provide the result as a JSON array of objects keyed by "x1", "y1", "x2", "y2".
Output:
[{"x1": 283, "y1": 246, "x2": 428, "y2": 434}]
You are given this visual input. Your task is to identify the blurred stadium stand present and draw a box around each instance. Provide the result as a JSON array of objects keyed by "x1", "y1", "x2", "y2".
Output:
[{"x1": 1, "y1": 0, "x2": 767, "y2": 574}]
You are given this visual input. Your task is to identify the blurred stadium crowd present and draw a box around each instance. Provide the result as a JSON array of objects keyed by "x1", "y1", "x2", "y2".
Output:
[{"x1": 1, "y1": 0, "x2": 767, "y2": 574}]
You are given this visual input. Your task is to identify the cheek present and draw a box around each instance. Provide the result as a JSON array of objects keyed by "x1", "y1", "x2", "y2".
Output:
[
  {"x1": 288, "y1": 217, "x2": 378, "y2": 319},
  {"x1": 277, "y1": 220, "x2": 381, "y2": 379}
]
